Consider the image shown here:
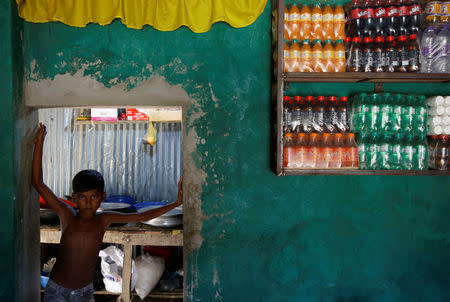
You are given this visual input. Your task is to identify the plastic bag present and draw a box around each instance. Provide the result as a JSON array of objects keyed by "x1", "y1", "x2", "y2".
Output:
[
  {"x1": 99, "y1": 246, "x2": 137, "y2": 293},
  {"x1": 145, "y1": 121, "x2": 157, "y2": 145},
  {"x1": 134, "y1": 254, "x2": 165, "y2": 299}
]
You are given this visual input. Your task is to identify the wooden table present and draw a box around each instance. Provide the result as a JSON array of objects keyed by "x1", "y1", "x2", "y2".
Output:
[{"x1": 40, "y1": 224, "x2": 183, "y2": 302}]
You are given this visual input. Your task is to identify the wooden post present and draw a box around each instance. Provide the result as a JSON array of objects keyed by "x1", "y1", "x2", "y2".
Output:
[{"x1": 121, "y1": 238, "x2": 133, "y2": 302}]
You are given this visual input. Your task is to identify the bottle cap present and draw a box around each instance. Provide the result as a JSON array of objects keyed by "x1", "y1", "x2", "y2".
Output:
[
  {"x1": 329, "y1": 96, "x2": 337, "y2": 101},
  {"x1": 431, "y1": 135, "x2": 438, "y2": 139},
  {"x1": 386, "y1": 36, "x2": 394, "y2": 42},
  {"x1": 292, "y1": 39, "x2": 300, "y2": 44},
  {"x1": 318, "y1": 96, "x2": 325, "y2": 101},
  {"x1": 398, "y1": 35, "x2": 407, "y2": 42},
  {"x1": 324, "y1": 39, "x2": 333, "y2": 44},
  {"x1": 340, "y1": 96, "x2": 348, "y2": 102},
  {"x1": 352, "y1": 37, "x2": 362, "y2": 43},
  {"x1": 409, "y1": 34, "x2": 417, "y2": 40},
  {"x1": 375, "y1": 36, "x2": 385, "y2": 42},
  {"x1": 306, "y1": 96, "x2": 314, "y2": 101},
  {"x1": 303, "y1": 39, "x2": 310, "y2": 44},
  {"x1": 313, "y1": 39, "x2": 321, "y2": 44},
  {"x1": 439, "y1": 135, "x2": 448, "y2": 140},
  {"x1": 283, "y1": 96, "x2": 290, "y2": 101},
  {"x1": 344, "y1": 37, "x2": 351, "y2": 42},
  {"x1": 336, "y1": 39, "x2": 343, "y2": 44},
  {"x1": 363, "y1": 37, "x2": 373, "y2": 43},
  {"x1": 285, "y1": 132, "x2": 293, "y2": 138},
  {"x1": 294, "y1": 96, "x2": 302, "y2": 101}
]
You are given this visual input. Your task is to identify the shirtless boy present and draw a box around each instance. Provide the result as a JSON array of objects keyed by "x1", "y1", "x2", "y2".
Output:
[{"x1": 32, "y1": 123, "x2": 183, "y2": 301}]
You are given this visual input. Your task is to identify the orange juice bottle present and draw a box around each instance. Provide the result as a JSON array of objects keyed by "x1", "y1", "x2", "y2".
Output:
[
  {"x1": 311, "y1": 3, "x2": 323, "y2": 40},
  {"x1": 290, "y1": 39, "x2": 302, "y2": 72},
  {"x1": 334, "y1": 39, "x2": 346, "y2": 72},
  {"x1": 300, "y1": 39, "x2": 313, "y2": 72},
  {"x1": 323, "y1": 40, "x2": 335, "y2": 72},
  {"x1": 333, "y1": 5, "x2": 346, "y2": 41},
  {"x1": 289, "y1": 4, "x2": 301, "y2": 40},
  {"x1": 322, "y1": 4, "x2": 334, "y2": 40},
  {"x1": 299, "y1": 4, "x2": 312, "y2": 40},
  {"x1": 284, "y1": 5, "x2": 291, "y2": 40},
  {"x1": 283, "y1": 40, "x2": 291, "y2": 72},
  {"x1": 312, "y1": 40, "x2": 324, "y2": 72}
]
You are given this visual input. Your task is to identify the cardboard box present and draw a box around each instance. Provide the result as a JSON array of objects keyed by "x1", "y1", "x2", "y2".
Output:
[
  {"x1": 91, "y1": 108, "x2": 118, "y2": 121},
  {"x1": 126, "y1": 107, "x2": 182, "y2": 122}
]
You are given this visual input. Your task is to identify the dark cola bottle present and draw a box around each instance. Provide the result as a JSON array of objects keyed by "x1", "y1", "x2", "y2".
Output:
[
  {"x1": 384, "y1": 35, "x2": 399, "y2": 72},
  {"x1": 349, "y1": 37, "x2": 364, "y2": 71},
  {"x1": 373, "y1": 36, "x2": 386, "y2": 72},
  {"x1": 362, "y1": 0, "x2": 375, "y2": 37},
  {"x1": 396, "y1": 35, "x2": 409, "y2": 72},
  {"x1": 397, "y1": 0, "x2": 409, "y2": 36},
  {"x1": 351, "y1": 0, "x2": 363, "y2": 37},
  {"x1": 385, "y1": 0, "x2": 398, "y2": 37},
  {"x1": 408, "y1": 34, "x2": 420, "y2": 72},
  {"x1": 374, "y1": 0, "x2": 386, "y2": 37},
  {"x1": 362, "y1": 37, "x2": 374, "y2": 72},
  {"x1": 407, "y1": 0, "x2": 421, "y2": 35}
]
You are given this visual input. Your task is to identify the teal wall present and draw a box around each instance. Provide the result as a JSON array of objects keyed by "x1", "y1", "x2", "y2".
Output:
[{"x1": 2, "y1": 1, "x2": 449, "y2": 300}]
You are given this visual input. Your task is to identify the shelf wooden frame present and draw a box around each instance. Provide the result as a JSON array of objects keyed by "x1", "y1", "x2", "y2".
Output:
[
  {"x1": 40, "y1": 225, "x2": 183, "y2": 302},
  {"x1": 273, "y1": 0, "x2": 450, "y2": 176}
]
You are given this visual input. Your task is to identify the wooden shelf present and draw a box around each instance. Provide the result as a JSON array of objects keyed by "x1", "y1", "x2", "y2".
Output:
[
  {"x1": 283, "y1": 168, "x2": 450, "y2": 176},
  {"x1": 283, "y1": 72, "x2": 450, "y2": 83}
]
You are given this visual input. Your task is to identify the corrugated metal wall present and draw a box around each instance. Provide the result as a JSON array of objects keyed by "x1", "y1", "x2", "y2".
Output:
[{"x1": 39, "y1": 108, "x2": 182, "y2": 203}]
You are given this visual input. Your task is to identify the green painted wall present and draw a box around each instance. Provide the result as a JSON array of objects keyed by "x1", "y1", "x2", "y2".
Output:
[{"x1": 2, "y1": 1, "x2": 449, "y2": 301}]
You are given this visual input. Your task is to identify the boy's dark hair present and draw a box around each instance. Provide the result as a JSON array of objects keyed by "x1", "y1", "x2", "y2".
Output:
[{"x1": 72, "y1": 169, "x2": 105, "y2": 193}]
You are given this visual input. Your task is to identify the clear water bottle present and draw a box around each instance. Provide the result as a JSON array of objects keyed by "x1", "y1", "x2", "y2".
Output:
[
  {"x1": 432, "y1": 25, "x2": 449, "y2": 73},
  {"x1": 292, "y1": 96, "x2": 302, "y2": 132},
  {"x1": 413, "y1": 134, "x2": 428, "y2": 170},
  {"x1": 420, "y1": 26, "x2": 436, "y2": 73},
  {"x1": 283, "y1": 96, "x2": 293, "y2": 133}
]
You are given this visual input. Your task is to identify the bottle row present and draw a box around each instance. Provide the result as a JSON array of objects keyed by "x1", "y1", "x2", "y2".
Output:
[
  {"x1": 284, "y1": 3, "x2": 346, "y2": 41},
  {"x1": 424, "y1": 0, "x2": 450, "y2": 24},
  {"x1": 426, "y1": 95, "x2": 450, "y2": 135},
  {"x1": 283, "y1": 95, "x2": 350, "y2": 134},
  {"x1": 351, "y1": 93, "x2": 427, "y2": 134},
  {"x1": 428, "y1": 134, "x2": 449, "y2": 170},
  {"x1": 357, "y1": 132, "x2": 428, "y2": 170},
  {"x1": 283, "y1": 132, "x2": 359, "y2": 169}
]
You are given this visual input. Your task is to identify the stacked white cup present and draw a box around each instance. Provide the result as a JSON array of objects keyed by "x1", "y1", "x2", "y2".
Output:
[{"x1": 426, "y1": 96, "x2": 450, "y2": 135}]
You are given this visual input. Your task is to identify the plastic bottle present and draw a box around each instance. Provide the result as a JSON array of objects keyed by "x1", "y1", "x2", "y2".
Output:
[
  {"x1": 373, "y1": 36, "x2": 386, "y2": 72},
  {"x1": 313, "y1": 96, "x2": 325, "y2": 132},
  {"x1": 374, "y1": 0, "x2": 386, "y2": 37},
  {"x1": 349, "y1": 37, "x2": 363, "y2": 71},
  {"x1": 380, "y1": 132, "x2": 392, "y2": 169},
  {"x1": 323, "y1": 4, "x2": 334, "y2": 40},
  {"x1": 334, "y1": 5, "x2": 346, "y2": 40},
  {"x1": 323, "y1": 40, "x2": 335, "y2": 72},
  {"x1": 363, "y1": 37, "x2": 374, "y2": 72},
  {"x1": 358, "y1": 133, "x2": 369, "y2": 169},
  {"x1": 295, "y1": 132, "x2": 308, "y2": 168},
  {"x1": 362, "y1": 0, "x2": 375, "y2": 37},
  {"x1": 304, "y1": 96, "x2": 315, "y2": 133},
  {"x1": 432, "y1": 25, "x2": 449, "y2": 73},
  {"x1": 408, "y1": 0, "x2": 421, "y2": 34},
  {"x1": 334, "y1": 133, "x2": 345, "y2": 168},
  {"x1": 300, "y1": 4, "x2": 312, "y2": 40},
  {"x1": 337, "y1": 96, "x2": 350, "y2": 132},
  {"x1": 385, "y1": 0, "x2": 398, "y2": 37},
  {"x1": 408, "y1": 34, "x2": 420, "y2": 72},
  {"x1": 283, "y1": 95, "x2": 293, "y2": 133},
  {"x1": 308, "y1": 133, "x2": 320, "y2": 168},
  {"x1": 311, "y1": 3, "x2": 323, "y2": 40},
  {"x1": 425, "y1": 0, "x2": 442, "y2": 23},
  {"x1": 285, "y1": 5, "x2": 292, "y2": 40},
  {"x1": 420, "y1": 26, "x2": 436, "y2": 73},
  {"x1": 441, "y1": 1, "x2": 450, "y2": 22},
  {"x1": 390, "y1": 132, "x2": 403, "y2": 169},
  {"x1": 290, "y1": 39, "x2": 302, "y2": 72},
  {"x1": 322, "y1": 133, "x2": 333, "y2": 168},
  {"x1": 335, "y1": 40, "x2": 347, "y2": 72},
  {"x1": 397, "y1": 0, "x2": 409, "y2": 36},
  {"x1": 435, "y1": 134, "x2": 448, "y2": 170},
  {"x1": 428, "y1": 134, "x2": 439, "y2": 169},
  {"x1": 401, "y1": 133, "x2": 415, "y2": 170},
  {"x1": 283, "y1": 132, "x2": 295, "y2": 167},
  {"x1": 396, "y1": 35, "x2": 409, "y2": 72},
  {"x1": 413, "y1": 134, "x2": 428, "y2": 170},
  {"x1": 284, "y1": 40, "x2": 291, "y2": 72},
  {"x1": 312, "y1": 40, "x2": 324, "y2": 72},
  {"x1": 325, "y1": 96, "x2": 338, "y2": 132},
  {"x1": 289, "y1": 3, "x2": 301, "y2": 40},
  {"x1": 300, "y1": 40, "x2": 313, "y2": 72},
  {"x1": 351, "y1": 0, "x2": 363, "y2": 37},
  {"x1": 385, "y1": 35, "x2": 398, "y2": 72},
  {"x1": 344, "y1": 36, "x2": 352, "y2": 59},
  {"x1": 292, "y1": 96, "x2": 302, "y2": 132}
]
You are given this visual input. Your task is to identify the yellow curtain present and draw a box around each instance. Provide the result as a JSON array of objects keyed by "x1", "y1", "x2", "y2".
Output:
[{"x1": 16, "y1": 0, "x2": 267, "y2": 33}]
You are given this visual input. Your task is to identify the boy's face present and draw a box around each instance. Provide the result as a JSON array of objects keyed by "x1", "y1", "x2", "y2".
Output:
[{"x1": 72, "y1": 189, "x2": 105, "y2": 213}]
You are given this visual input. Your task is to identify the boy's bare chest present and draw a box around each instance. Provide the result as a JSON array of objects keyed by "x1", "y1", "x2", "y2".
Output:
[{"x1": 61, "y1": 218, "x2": 105, "y2": 247}]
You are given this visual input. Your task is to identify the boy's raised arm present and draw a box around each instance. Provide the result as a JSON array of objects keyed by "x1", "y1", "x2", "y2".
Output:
[
  {"x1": 32, "y1": 123, "x2": 73, "y2": 224},
  {"x1": 101, "y1": 177, "x2": 183, "y2": 226}
]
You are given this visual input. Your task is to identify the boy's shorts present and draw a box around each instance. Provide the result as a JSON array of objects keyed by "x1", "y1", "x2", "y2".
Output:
[{"x1": 44, "y1": 279, "x2": 94, "y2": 302}]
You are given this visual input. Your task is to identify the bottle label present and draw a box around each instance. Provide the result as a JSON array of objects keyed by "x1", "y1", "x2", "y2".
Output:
[
  {"x1": 398, "y1": 5, "x2": 408, "y2": 16},
  {"x1": 426, "y1": 2, "x2": 441, "y2": 15},
  {"x1": 375, "y1": 7, "x2": 386, "y2": 18},
  {"x1": 323, "y1": 13, "x2": 333, "y2": 22},
  {"x1": 441, "y1": 2, "x2": 449, "y2": 15},
  {"x1": 290, "y1": 12, "x2": 301, "y2": 22},
  {"x1": 422, "y1": 46, "x2": 432, "y2": 57},
  {"x1": 300, "y1": 13, "x2": 312, "y2": 21},
  {"x1": 386, "y1": 6, "x2": 398, "y2": 17},
  {"x1": 292, "y1": 50, "x2": 301, "y2": 59},
  {"x1": 351, "y1": 51, "x2": 362, "y2": 68},
  {"x1": 284, "y1": 50, "x2": 290, "y2": 59},
  {"x1": 386, "y1": 50, "x2": 399, "y2": 66},
  {"x1": 334, "y1": 13, "x2": 345, "y2": 21},
  {"x1": 363, "y1": 51, "x2": 374, "y2": 66},
  {"x1": 366, "y1": 7, "x2": 375, "y2": 18},
  {"x1": 373, "y1": 50, "x2": 384, "y2": 67},
  {"x1": 351, "y1": 8, "x2": 361, "y2": 19},
  {"x1": 336, "y1": 51, "x2": 345, "y2": 59},
  {"x1": 408, "y1": 4, "x2": 421, "y2": 15},
  {"x1": 324, "y1": 50, "x2": 334, "y2": 59},
  {"x1": 359, "y1": 9, "x2": 368, "y2": 18},
  {"x1": 312, "y1": 13, "x2": 322, "y2": 22},
  {"x1": 301, "y1": 50, "x2": 312, "y2": 59},
  {"x1": 409, "y1": 49, "x2": 419, "y2": 67},
  {"x1": 313, "y1": 50, "x2": 323, "y2": 59},
  {"x1": 399, "y1": 48, "x2": 409, "y2": 66}
]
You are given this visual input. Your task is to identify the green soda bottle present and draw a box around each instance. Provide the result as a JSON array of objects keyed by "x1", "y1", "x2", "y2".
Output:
[
  {"x1": 367, "y1": 132, "x2": 379, "y2": 169},
  {"x1": 357, "y1": 132, "x2": 368, "y2": 170},
  {"x1": 390, "y1": 132, "x2": 403, "y2": 170},
  {"x1": 380, "y1": 132, "x2": 392, "y2": 170},
  {"x1": 368, "y1": 94, "x2": 380, "y2": 132},
  {"x1": 401, "y1": 133, "x2": 414, "y2": 170},
  {"x1": 412, "y1": 134, "x2": 428, "y2": 170},
  {"x1": 412, "y1": 95, "x2": 427, "y2": 134}
]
